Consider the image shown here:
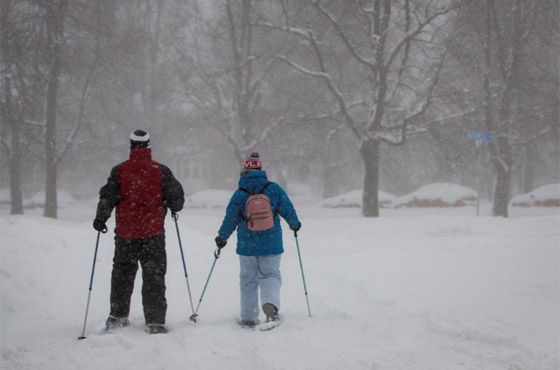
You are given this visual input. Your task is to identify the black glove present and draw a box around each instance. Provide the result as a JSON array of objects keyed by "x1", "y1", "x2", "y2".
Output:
[
  {"x1": 93, "y1": 218, "x2": 108, "y2": 233},
  {"x1": 291, "y1": 222, "x2": 302, "y2": 232},
  {"x1": 215, "y1": 236, "x2": 227, "y2": 249}
]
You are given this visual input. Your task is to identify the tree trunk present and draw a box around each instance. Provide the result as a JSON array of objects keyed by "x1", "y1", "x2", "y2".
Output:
[
  {"x1": 43, "y1": 1, "x2": 67, "y2": 219},
  {"x1": 9, "y1": 118, "x2": 24, "y2": 215},
  {"x1": 322, "y1": 162, "x2": 340, "y2": 199},
  {"x1": 360, "y1": 139, "x2": 380, "y2": 217},
  {"x1": 491, "y1": 134, "x2": 513, "y2": 217},
  {"x1": 322, "y1": 138, "x2": 341, "y2": 199},
  {"x1": 492, "y1": 158, "x2": 510, "y2": 217},
  {"x1": 520, "y1": 143, "x2": 534, "y2": 194},
  {"x1": 0, "y1": 0, "x2": 24, "y2": 214},
  {"x1": 5, "y1": 81, "x2": 24, "y2": 215},
  {"x1": 44, "y1": 68, "x2": 59, "y2": 219},
  {"x1": 227, "y1": 0, "x2": 254, "y2": 150}
]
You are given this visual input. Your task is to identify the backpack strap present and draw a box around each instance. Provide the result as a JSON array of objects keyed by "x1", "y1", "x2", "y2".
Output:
[
  {"x1": 259, "y1": 182, "x2": 279, "y2": 218},
  {"x1": 259, "y1": 182, "x2": 272, "y2": 194},
  {"x1": 239, "y1": 182, "x2": 272, "y2": 195}
]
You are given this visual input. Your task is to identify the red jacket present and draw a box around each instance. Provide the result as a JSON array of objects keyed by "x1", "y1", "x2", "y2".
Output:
[{"x1": 96, "y1": 148, "x2": 184, "y2": 238}]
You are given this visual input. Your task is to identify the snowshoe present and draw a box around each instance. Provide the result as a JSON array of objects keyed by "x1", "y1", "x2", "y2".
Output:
[
  {"x1": 145, "y1": 324, "x2": 169, "y2": 334},
  {"x1": 258, "y1": 314, "x2": 284, "y2": 331}
]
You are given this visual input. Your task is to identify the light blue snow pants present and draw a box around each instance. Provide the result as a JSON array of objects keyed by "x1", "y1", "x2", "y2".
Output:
[{"x1": 239, "y1": 254, "x2": 282, "y2": 322}]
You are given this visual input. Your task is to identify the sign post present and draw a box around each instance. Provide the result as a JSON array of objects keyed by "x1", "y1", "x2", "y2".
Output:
[{"x1": 468, "y1": 132, "x2": 494, "y2": 216}]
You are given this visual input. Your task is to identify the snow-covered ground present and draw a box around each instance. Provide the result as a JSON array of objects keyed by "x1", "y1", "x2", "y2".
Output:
[{"x1": 1, "y1": 198, "x2": 558, "y2": 370}]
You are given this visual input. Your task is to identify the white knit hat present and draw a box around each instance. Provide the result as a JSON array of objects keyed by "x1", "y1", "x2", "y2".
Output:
[{"x1": 129, "y1": 129, "x2": 150, "y2": 148}]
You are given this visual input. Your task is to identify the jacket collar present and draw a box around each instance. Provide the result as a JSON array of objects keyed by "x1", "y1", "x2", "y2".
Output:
[
  {"x1": 129, "y1": 147, "x2": 152, "y2": 161},
  {"x1": 238, "y1": 170, "x2": 268, "y2": 191}
]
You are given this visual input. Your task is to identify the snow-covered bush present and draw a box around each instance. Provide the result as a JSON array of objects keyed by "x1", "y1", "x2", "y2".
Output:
[
  {"x1": 392, "y1": 183, "x2": 476, "y2": 208},
  {"x1": 0, "y1": 188, "x2": 10, "y2": 206},
  {"x1": 511, "y1": 184, "x2": 560, "y2": 207},
  {"x1": 185, "y1": 189, "x2": 232, "y2": 208},
  {"x1": 319, "y1": 189, "x2": 395, "y2": 208},
  {"x1": 287, "y1": 182, "x2": 313, "y2": 197},
  {"x1": 24, "y1": 191, "x2": 76, "y2": 209}
]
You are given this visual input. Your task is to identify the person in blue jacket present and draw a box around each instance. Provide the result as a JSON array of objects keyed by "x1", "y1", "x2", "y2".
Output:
[{"x1": 215, "y1": 152, "x2": 301, "y2": 327}]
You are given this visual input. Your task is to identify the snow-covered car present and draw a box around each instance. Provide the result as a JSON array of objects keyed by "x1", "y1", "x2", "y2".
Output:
[
  {"x1": 319, "y1": 189, "x2": 395, "y2": 208},
  {"x1": 511, "y1": 184, "x2": 560, "y2": 207},
  {"x1": 392, "y1": 183, "x2": 477, "y2": 208}
]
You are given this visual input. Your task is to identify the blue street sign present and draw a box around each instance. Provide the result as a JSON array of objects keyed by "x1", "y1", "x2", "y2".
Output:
[{"x1": 468, "y1": 132, "x2": 494, "y2": 142}]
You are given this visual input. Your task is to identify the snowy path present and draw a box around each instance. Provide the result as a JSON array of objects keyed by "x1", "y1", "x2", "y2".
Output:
[{"x1": 1, "y1": 204, "x2": 558, "y2": 370}]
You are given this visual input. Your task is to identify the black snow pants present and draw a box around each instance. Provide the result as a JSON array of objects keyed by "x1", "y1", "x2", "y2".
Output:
[{"x1": 110, "y1": 234, "x2": 167, "y2": 325}]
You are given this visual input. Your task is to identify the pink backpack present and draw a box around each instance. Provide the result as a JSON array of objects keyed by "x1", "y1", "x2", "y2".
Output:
[{"x1": 241, "y1": 182, "x2": 274, "y2": 231}]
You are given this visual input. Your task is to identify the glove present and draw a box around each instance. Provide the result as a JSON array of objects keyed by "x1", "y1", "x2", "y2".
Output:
[
  {"x1": 93, "y1": 218, "x2": 108, "y2": 233},
  {"x1": 215, "y1": 236, "x2": 227, "y2": 249},
  {"x1": 291, "y1": 222, "x2": 302, "y2": 232}
]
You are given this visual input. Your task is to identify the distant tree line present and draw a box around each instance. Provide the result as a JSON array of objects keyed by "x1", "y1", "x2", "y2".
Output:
[{"x1": 1, "y1": 0, "x2": 558, "y2": 218}]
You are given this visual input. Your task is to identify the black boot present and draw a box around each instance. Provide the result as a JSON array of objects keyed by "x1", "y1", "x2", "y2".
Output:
[
  {"x1": 239, "y1": 320, "x2": 259, "y2": 328},
  {"x1": 105, "y1": 316, "x2": 130, "y2": 330},
  {"x1": 262, "y1": 303, "x2": 279, "y2": 322},
  {"x1": 146, "y1": 324, "x2": 169, "y2": 334}
]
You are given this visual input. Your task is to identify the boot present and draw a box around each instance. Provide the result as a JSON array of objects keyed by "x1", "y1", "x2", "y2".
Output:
[
  {"x1": 105, "y1": 316, "x2": 130, "y2": 330},
  {"x1": 262, "y1": 303, "x2": 279, "y2": 322},
  {"x1": 240, "y1": 320, "x2": 259, "y2": 328},
  {"x1": 146, "y1": 324, "x2": 169, "y2": 334}
]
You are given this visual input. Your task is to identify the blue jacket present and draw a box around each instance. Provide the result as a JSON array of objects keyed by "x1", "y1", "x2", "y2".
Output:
[{"x1": 218, "y1": 171, "x2": 300, "y2": 256}]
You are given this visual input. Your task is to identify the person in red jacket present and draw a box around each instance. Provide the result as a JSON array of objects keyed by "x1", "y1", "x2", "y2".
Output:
[{"x1": 93, "y1": 129, "x2": 184, "y2": 334}]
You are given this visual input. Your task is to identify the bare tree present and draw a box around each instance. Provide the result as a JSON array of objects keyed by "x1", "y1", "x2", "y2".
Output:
[
  {"x1": 172, "y1": 0, "x2": 286, "y2": 164},
  {"x1": 36, "y1": 0, "x2": 68, "y2": 218},
  {"x1": 1, "y1": 0, "x2": 49, "y2": 214},
  {"x1": 1, "y1": 0, "x2": 24, "y2": 214},
  {"x1": 512, "y1": 0, "x2": 559, "y2": 194},
  {"x1": 266, "y1": 0, "x2": 458, "y2": 216},
  {"x1": 39, "y1": 0, "x2": 108, "y2": 217},
  {"x1": 2, "y1": 0, "x2": 118, "y2": 217},
  {"x1": 458, "y1": 0, "x2": 558, "y2": 217}
]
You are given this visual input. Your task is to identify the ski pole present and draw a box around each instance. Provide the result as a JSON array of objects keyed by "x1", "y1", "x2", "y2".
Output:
[
  {"x1": 190, "y1": 247, "x2": 221, "y2": 322},
  {"x1": 172, "y1": 213, "x2": 197, "y2": 322},
  {"x1": 294, "y1": 230, "x2": 312, "y2": 317},
  {"x1": 78, "y1": 229, "x2": 105, "y2": 340}
]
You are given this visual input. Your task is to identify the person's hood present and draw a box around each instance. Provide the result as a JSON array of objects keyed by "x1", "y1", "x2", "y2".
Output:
[{"x1": 238, "y1": 170, "x2": 269, "y2": 193}]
